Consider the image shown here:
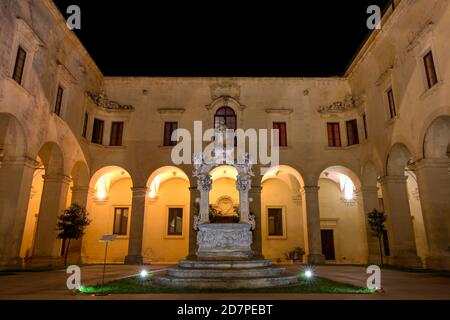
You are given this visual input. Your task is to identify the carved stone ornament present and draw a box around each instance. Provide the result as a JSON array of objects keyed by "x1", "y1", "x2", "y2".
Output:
[
  {"x1": 249, "y1": 214, "x2": 256, "y2": 231},
  {"x1": 317, "y1": 94, "x2": 365, "y2": 114},
  {"x1": 193, "y1": 214, "x2": 201, "y2": 231},
  {"x1": 87, "y1": 90, "x2": 134, "y2": 111},
  {"x1": 210, "y1": 81, "x2": 240, "y2": 100},
  {"x1": 236, "y1": 173, "x2": 252, "y2": 193},
  {"x1": 196, "y1": 174, "x2": 212, "y2": 192}
]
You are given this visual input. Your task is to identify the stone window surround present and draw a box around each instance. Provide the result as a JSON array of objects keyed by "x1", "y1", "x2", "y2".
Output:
[
  {"x1": 157, "y1": 108, "x2": 185, "y2": 148},
  {"x1": 8, "y1": 19, "x2": 43, "y2": 94},
  {"x1": 164, "y1": 205, "x2": 186, "y2": 240},
  {"x1": 322, "y1": 116, "x2": 363, "y2": 149},
  {"x1": 84, "y1": 100, "x2": 131, "y2": 148},
  {"x1": 51, "y1": 64, "x2": 76, "y2": 119},
  {"x1": 265, "y1": 205, "x2": 287, "y2": 240},
  {"x1": 265, "y1": 108, "x2": 293, "y2": 150}
]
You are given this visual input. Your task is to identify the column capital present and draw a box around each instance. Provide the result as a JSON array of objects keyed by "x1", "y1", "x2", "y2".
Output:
[
  {"x1": 301, "y1": 186, "x2": 320, "y2": 194},
  {"x1": 413, "y1": 158, "x2": 450, "y2": 170},
  {"x1": 42, "y1": 174, "x2": 72, "y2": 185},
  {"x1": 355, "y1": 186, "x2": 379, "y2": 194},
  {"x1": 131, "y1": 186, "x2": 148, "y2": 197},
  {"x1": 379, "y1": 175, "x2": 408, "y2": 185}
]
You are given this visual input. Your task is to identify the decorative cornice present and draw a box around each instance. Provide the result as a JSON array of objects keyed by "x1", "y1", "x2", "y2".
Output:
[
  {"x1": 157, "y1": 108, "x2": 185, "y2": 115},
  {"x1": 317, "y1": 94, "x2": 366, "y2": 115},
  {"x1": 375, "y1": 65, "x2": 394, "y2": 86},
  {"x1": 265, "y1": 108, "x2": 293, "y2": 115},
  {"x1": 87, "y1": 91, "x2": 134, "y2": 111},
  {"x1": 406, "y1": 21, "x2": 435, "y2": 53}
]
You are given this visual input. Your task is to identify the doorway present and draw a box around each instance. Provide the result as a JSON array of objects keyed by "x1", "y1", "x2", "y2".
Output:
[{"x1": 321, "y1": 229, "x2": 336, "y2": 261}]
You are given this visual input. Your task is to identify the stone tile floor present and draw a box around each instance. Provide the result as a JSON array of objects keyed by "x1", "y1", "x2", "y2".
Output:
[{"x1": 0, "y1": 264, "x2": 449, "y2": 300}]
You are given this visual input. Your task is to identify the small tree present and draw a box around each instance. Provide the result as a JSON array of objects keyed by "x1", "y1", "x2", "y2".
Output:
[
  {"x1": 56, "y1": 203, "x2": 91, "y2": 265},
  {"x1": 368, "y1": 208, "x2": 387, "y2": 266}
]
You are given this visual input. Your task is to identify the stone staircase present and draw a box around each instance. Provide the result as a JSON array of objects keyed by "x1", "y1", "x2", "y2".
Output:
[{"x1": 151, "y1": 259, "x2": 299, "y2": 289}]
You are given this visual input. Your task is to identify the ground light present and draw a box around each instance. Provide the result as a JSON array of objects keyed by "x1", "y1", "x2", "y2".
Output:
[
  {"x1": 304, "y1": 269, "x2": 313, "y2": 279},
  {"x1": 140, "y1": 270, "x2": 148, "y2": 278}
]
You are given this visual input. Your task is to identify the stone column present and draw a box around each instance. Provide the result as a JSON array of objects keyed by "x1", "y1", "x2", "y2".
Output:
[
  {"x1": 356, "y1": 186, "x2": 381, "y2": 264},
  {"x1": 237, "y1": 173, "x2": 252, "y2": 224},
  {"x1": 124, "y1": 187, "x2": 147, "y2": 264},
  {"x1": 415, "y1": 159, "x2": 450, "y2": 270},
  {"x1": 197, "y1": 174, "x2": 212, "y2": 224},
  {"x1": 0, "y1": 157, "x2": 36, "y2": 269},
  {"x1": 249, "y1": 185, "x2": 263, "y2": 257},
  {"x1": 301, "y1": 186, "x2": 325, "y2": 264},
  {"x1": 187, "y1": 186, "x2": 200, "y2": 259},
  {"x1": 69, "y1": 186, "x2": 94, "y2": 264},
  {"x1": 32, "y1": 174, "x2": 71, "y2": 266},
  {"x1": 379, "y1": 176, "x2": 422, "y2": 268}
]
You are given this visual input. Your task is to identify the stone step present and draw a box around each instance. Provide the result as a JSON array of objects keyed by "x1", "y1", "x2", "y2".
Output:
[
  {"x1": 166, "y1": 266, "x2": 285, "y2": 279},
  {"x1": 178, "y1": 259, "x2": 272, "y2": 269},
  {"x1": 151, "y1": 275, "x2": 299, "y2": 289}
]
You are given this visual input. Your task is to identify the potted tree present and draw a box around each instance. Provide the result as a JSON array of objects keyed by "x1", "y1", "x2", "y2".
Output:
[
  {"x1": 367, "y1": 208, "x2": 387, "y2": 266},
  {"x1": 56, "y1": 203, "x2": 91, "y2": 266}
]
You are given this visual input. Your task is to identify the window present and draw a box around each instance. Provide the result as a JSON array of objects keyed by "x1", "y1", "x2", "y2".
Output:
[
  {"x1": 110, "y1": 121, "x2": 124, "y2": 146},
  {"x1": 91, "y1": 118, "x2": 104, "y2": 144},
  {"x1": 12, "y1": 46, "x2": 27, "y2": 84},
  {"x1": 346, "y1": 119, "x2": 359, "y2": 146},
  {"x1": 54, "y1": 86, "x2": 64, "y2": 116},
  {"x1": 273, "y1": 122, "x2": 287, "y2": 147},
  {"x1": 167, "y1": 208, "x2": 183, "y2": 236},
  {"x1": 268, "y1": 208, "x2": 283, "y2": 236},
  {"x1": 423, "y1": 51, "x2": 438, "y2": 89},
  {"x1": 163, "y1": 122, "x2": 178, "y2": 146},
  {"x1": 362, "y1": 113, "x2": 368, "y2": 140},
  {"x1": 387, "y1": 88, "x2": 397, "y2": 119},
  {"x1": 113, "y1": 208, "x2": 129, "y2": 235},
  {"x1": 327, "y1": 122, "x2": 341, "y2": 147},
  {"x1": 214, "y1": 107, "x2": 236, "y2": 130},
  {"x1": 82, "y1": 113, "x2": 88, "y2": 138}
]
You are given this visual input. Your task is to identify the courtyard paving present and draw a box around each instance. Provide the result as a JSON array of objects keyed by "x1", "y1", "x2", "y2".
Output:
[{"x1": 0, "y1": 264, "x2": 449, "y2": 300}]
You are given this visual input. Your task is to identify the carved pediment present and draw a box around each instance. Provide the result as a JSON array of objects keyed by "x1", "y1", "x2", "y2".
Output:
[
  {"x1": 317, "y1": 94, "x2": 366, "y2": 115},
  {"x1": 87, "y1": 91, "x2": 134, "y2": 111}
]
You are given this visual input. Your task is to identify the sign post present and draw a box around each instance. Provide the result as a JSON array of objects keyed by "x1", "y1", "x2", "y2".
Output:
[{"x1": 95, "y1": 234, "x2": 117, "y2": 296}]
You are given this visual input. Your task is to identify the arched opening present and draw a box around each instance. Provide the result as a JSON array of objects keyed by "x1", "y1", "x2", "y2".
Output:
[
  {"x1": 144, "y1": 166, "x2": 189, "y2": 264},
  {"x1": 318, "y1": 166, "x2": 366, "y2": 264},
  {"x1": 384, "y1": 143, "x2": 424, "y2": 266},
  {"x1": 82, "y1": 166, "x2": 133, "y2": 263},
  {"x1": 424, "y1": 116, "x2": 450, "y2": 159},
  {"x1": 214, "y1": 106, "x2": 236, "y2": 130},
  {"x1": 0, "y1": 113, "x2": 28, "y2": 267},
  {"x1": 261, "y1": 165, "x2": 305, "y2": 262},
  {"x1": 21, "y1": 142, "x2": 72, "y2": 265}
]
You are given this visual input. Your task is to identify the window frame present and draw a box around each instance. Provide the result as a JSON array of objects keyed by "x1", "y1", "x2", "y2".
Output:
[
  {"x1": 112, "y1": 207, "x2": 129, "y2": 236},
  {"x1": 266, "y1": 206, "x2": 287, "y2": 239},
  {"x1": 273, "y1": 122, "x2": 287, "y2": 147},
  {"x1": 110, "y1": 121, "x2": 124, "y2": 146},
  {"x1": 362, "y1": 113, "x2": 368, "y2": 140},
  {"x1": 54, "y1": 85, "x2": 64, "y2": 117},
  {"x1": 326, "y1": 122, "x2": 341, "y2": 147},
  {"x1": 12, "y1": 46, "x2": 27, "y2": 85},
  {"x1": 386, "y1": 87, "x2": 397, "y2": 120},
  {"x1": 165, "y1": 206, "x2": 185, "y2": 239},
  {"x1": 91, "y1": 118, "x2": 105, "y2": 145},
  {"x1": 163, "y1": 121, "x2": 178, "y2": 147},
  {"x1": 346, "y1": 119, "x2": 359, "y2": 146},
  {"x1": 423, "y1": 50, "x2": 438, "y2": 89},
  {"x1": 82, "y1": 112, "x2": 89, "y2": 138}
]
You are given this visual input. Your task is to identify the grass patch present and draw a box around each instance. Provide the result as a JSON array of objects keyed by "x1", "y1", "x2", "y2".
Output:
[{"x1": 79, "y1": 273, "x2": 373, "y2": 295}]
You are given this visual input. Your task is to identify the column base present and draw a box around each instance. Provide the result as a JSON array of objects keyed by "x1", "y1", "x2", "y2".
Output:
[
  {"x1": 307, "y1": 253, "x2": 325, "y2": 265},
  {"x1": 368, "y1": 253, "x2": 383, "y2": 265},
  {"x1": 0, "y1": 256, "x2": 23, "y2": 270},
  {"x1": 29, "y1": 256, "x2": 63, "y2": 268},
  {"x1": 425, "y1": 255, "x2": 450, "y2": 271},
  {"x1": 124, "y1": 255, "x2": 144, "y2": 265},
  {"x1": 388, "y1": 250, "x2": 423, "y2": 269}
]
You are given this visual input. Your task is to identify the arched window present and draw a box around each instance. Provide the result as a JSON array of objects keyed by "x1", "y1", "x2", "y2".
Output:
[{"x1": 214, "y1": 107, "x2": 236, "y2": 130}]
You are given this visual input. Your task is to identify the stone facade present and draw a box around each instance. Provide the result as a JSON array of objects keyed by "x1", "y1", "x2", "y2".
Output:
[{"x1": 0, "y1": 0, "x2": 449, "y2": 270}]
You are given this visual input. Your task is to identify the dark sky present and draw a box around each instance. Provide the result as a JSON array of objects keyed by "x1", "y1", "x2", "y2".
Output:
[{"x1": 53, "y1": 0, "x2": 391, "y2": 77}]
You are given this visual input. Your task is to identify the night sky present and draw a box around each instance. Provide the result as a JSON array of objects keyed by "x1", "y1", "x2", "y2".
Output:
[{"x1": 53, "y1": 0, "x2": 391, "y2": 77}]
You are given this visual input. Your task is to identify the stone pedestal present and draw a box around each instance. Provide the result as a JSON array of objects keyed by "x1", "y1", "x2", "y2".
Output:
[{"x1": 197, "y1": 223, "x2": 253, "y2": 259}]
